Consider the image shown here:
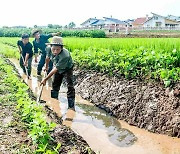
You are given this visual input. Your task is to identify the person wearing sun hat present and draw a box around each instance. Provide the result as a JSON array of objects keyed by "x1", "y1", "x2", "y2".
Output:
[
  {"x1": 40, "y1": 36, "x2": 75, "y2": 110},
  {"x1": 31, "y1": 28, "x2": 61, "y2": 76}
]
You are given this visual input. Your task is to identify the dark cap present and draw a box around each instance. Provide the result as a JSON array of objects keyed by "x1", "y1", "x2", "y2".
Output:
[{"x1": 21, "y1": 33, "x2": 29, "y2": 39}]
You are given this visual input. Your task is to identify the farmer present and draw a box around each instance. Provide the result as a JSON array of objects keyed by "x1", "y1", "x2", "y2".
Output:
[
  {"x1": 17, "y1": 34, "x2": 33, "y2": 77},
  {"x1": 31, "y1": 28, "x2": 61, "y2": 76},
  {"x1": 40, "y1": 36, "x2": 75, "y2": 110}
]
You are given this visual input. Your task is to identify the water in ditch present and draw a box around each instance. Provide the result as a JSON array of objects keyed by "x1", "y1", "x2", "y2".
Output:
[{"x1": 10, "y1": 58, "x2": 180, "y2": 154}]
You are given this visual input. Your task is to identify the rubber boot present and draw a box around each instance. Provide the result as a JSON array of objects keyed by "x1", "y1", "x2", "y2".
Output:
[
  {"x1": 51, "y1": 90, "x2": 59, "y2": 100},
  {"x1": 68, "y1": 98, "x2": 75, "y2": 110}
]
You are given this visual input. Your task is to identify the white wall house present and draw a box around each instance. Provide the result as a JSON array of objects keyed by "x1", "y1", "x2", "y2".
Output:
[
  {"x1": 81, "y1": 17, "x2": 127, "y2": 32},
  {"x1": 144, "y1": 13, "x2": 180, "y2": 28}
]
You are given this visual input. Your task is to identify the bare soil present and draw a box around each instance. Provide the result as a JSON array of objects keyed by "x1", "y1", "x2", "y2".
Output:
[
  {"x1": 74, "y1": 69, "x2": 180, "y2": 138},
  {"x1": 45, "y1": 105, "x2": 95, "y2": 154}
]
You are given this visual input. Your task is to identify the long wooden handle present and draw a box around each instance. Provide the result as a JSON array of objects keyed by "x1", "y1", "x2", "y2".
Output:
[
  {"x1": 36, "y1": 72, "x2": 47, "y2": 103},
  {"x1": 36, "y1": 85, "x2": 44, "y2": 103}
]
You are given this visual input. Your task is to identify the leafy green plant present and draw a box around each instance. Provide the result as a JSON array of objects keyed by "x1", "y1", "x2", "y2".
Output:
[
  {"x1": 0, "y1": 37, "x2": 179, "y2": 86},
  {"x1": 0, "y1": 57, "x2": 61, "y2": 153}
]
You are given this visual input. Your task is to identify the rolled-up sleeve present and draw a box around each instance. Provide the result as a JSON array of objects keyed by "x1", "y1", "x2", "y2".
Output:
[{"x1": 46, "y1": 46, "x2": 51, "y2": 58}]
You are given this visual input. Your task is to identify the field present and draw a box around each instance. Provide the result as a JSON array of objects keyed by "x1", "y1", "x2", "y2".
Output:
[
  {"x1": 0, "y1": 36, "x2": 180, "y2": 152},
  {"x1": 0, "y1": 37, "x2": 179, "y2": 87}
]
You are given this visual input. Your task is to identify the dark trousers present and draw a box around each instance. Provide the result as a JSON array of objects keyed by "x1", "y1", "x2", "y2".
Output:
[
  {"x1": 52, "y1": 67, "x2": 75, "y2": 99},
  {"x1": 20, "y1": 56, "x2": 32, "y2": 76},
  {"x1": 37, "y1": 54, "x2": 53, "y2": 74}
]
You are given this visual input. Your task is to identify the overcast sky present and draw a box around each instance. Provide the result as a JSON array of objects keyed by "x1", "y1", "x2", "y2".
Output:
[{"x1": 0, "y1": 0, "x2": 179, "y2": 27}]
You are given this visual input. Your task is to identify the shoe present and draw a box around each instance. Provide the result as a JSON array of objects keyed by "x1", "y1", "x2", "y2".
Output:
[
  {"x1": 51, "y1": 90, "x2": 59, "y2": 100},
  {"x1": 68, "y1": 98, "x2": 75, "y2": 110}
]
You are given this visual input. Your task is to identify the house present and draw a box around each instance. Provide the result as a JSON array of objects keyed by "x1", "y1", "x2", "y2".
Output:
[
  {"x1": 143, "y1": 13, "x2": 180, "y2": 28},
  {"x1": 89, "y1": 19, "x2": 105, "y2": 29},
  {"x1": 166, "y1": 15, "x2": 180, "y2": 22},
  {"x1": 124, "y1": 19, "x2": 135, "y2": 27},
  {"x1": 103, "y1": 17, "x2": 127, "y2": 32},
  {"x1": 81, "y1": 18, "x2": 99, "y2": 27},
  {"x1": 132, "y1": 16, "x2": 148, "y2": 28},
  {"x1": 81, "y1": 17, "x2": 127, "y2": 32}
]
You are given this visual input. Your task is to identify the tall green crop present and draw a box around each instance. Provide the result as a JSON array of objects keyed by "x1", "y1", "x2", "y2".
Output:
[{"x1": 0, "y1": 37, "x2": 179, "y2": 86}]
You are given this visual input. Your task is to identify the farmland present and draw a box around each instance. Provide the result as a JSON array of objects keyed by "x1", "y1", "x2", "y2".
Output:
[
  {"x1": 1, "y1": 37, "x2": 180, "y2": 86},
  {"x1": 66, "y1": 38, "x2": 180, "y2": 86},
  {"x1": 0, "y1": 36, "x2": 180, "y2": 153}
]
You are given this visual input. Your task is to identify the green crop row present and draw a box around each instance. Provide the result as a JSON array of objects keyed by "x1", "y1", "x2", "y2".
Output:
[
  {"x1": 2, "y1": 37, "x2": 179, "y2": 53},
  {"x1": 0, "y1": 37, "x2": 179, "y2": 86},
  {"x1": 0, "y1": 57, "x2": 61, "y2": 153},
  {"x1": 0, "y1": 28, "x2": 106, "y2": 38},
  {"x1": 65, "y1": 38, "x2": 180, "y2": 86},
  {"x1": 63, "y1": 38, "x2": 180, "y2": 52},
  {"x1": 72, "y1": 46, "x2": 180, "y2": 86}
]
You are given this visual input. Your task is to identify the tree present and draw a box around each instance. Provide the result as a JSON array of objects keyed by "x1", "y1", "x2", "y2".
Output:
[
  {"x1": 68, "y1": 22, "x2": 76, "y2": 29},
  {"x1": 2, "y1": 26, "x2": 9, "y2": 28},
  {"x1": 54, "y1": 24, "x2": 62, "y2": 29},
  {"x1": 48, "y1": 24, "x2": 53, "y2": 28}
]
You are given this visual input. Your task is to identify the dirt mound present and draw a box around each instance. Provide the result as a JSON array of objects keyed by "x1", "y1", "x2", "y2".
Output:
[{"x1": 74, "y1": 69, "x2": 180, "y2": 137}]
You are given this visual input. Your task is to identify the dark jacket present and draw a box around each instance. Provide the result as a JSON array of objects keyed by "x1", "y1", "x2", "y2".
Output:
[
  {"x1": 17, "y1": 40, "x2": 33, "y2": 58},
  {"x1": 33, "y1": 34, "x2": 53, "y2": 55}
]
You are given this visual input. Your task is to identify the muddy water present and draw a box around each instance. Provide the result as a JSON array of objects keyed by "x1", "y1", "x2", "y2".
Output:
[{"x1": 10, "y1": 58, "x2": 180, "y2": 154}]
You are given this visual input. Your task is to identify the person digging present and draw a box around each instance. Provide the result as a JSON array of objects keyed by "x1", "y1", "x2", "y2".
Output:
[
  {"x1": 17, "y1": 33, "x2": 33, "y2": 78},
  {"x1": 40, "y1": 36, "x2": 75, "y2": 110},
  {"x1": 32, "y1": 28, "x2": 61, "y2": 76}
]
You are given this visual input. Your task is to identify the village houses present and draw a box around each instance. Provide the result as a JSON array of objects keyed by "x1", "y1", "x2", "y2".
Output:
[{"x1": 81, "y1": 13, "x2": 180, "y2": 31}]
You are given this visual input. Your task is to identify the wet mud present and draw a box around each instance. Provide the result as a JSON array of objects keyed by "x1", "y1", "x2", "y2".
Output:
[
  {"x1": 8, "y1": 59, "x2": 94, "y2": 154},
  {"x1": 8, "y1": 58, "x2": 180, "y2": 154},
  {"x1": 74, "y1": 69, "x2": 180, "y2": 138}
]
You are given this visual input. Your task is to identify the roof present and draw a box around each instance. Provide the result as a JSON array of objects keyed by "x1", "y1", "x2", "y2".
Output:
[
  {"x1": 144, "y1": 13, "x2": 180, "y2": 24},
  {"x1": 81, "y1": 18, "x2": 98, "y2": 26},
  {"x1": 166, "y1": 15, "x2": 180, "y2": 22},
  {"x1": 151, "y1": 12, "x2": 165, "y2": 18},
  {"x1": 133, "y1": 17, "x2": 147, "y2": 25},
  {"x1": 103, "y1": 17, "x2": 126, "y2": 25},
  {"x1": 124, "y1": 19, "x2": 135, "y2": 25},
  {"x1": 91, "y1": 19, "x2": 105, "y2": 26}
]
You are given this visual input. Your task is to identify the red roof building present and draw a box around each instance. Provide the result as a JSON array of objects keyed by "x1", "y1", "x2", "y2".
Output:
[{"x1": 132, "y1": 17, "x2": 148, "y2": 28}]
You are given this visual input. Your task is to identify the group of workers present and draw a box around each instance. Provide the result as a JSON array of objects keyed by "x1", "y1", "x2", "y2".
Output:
[{"x1": 17, "y1": 29, "x2": 75, "y2": 110}]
